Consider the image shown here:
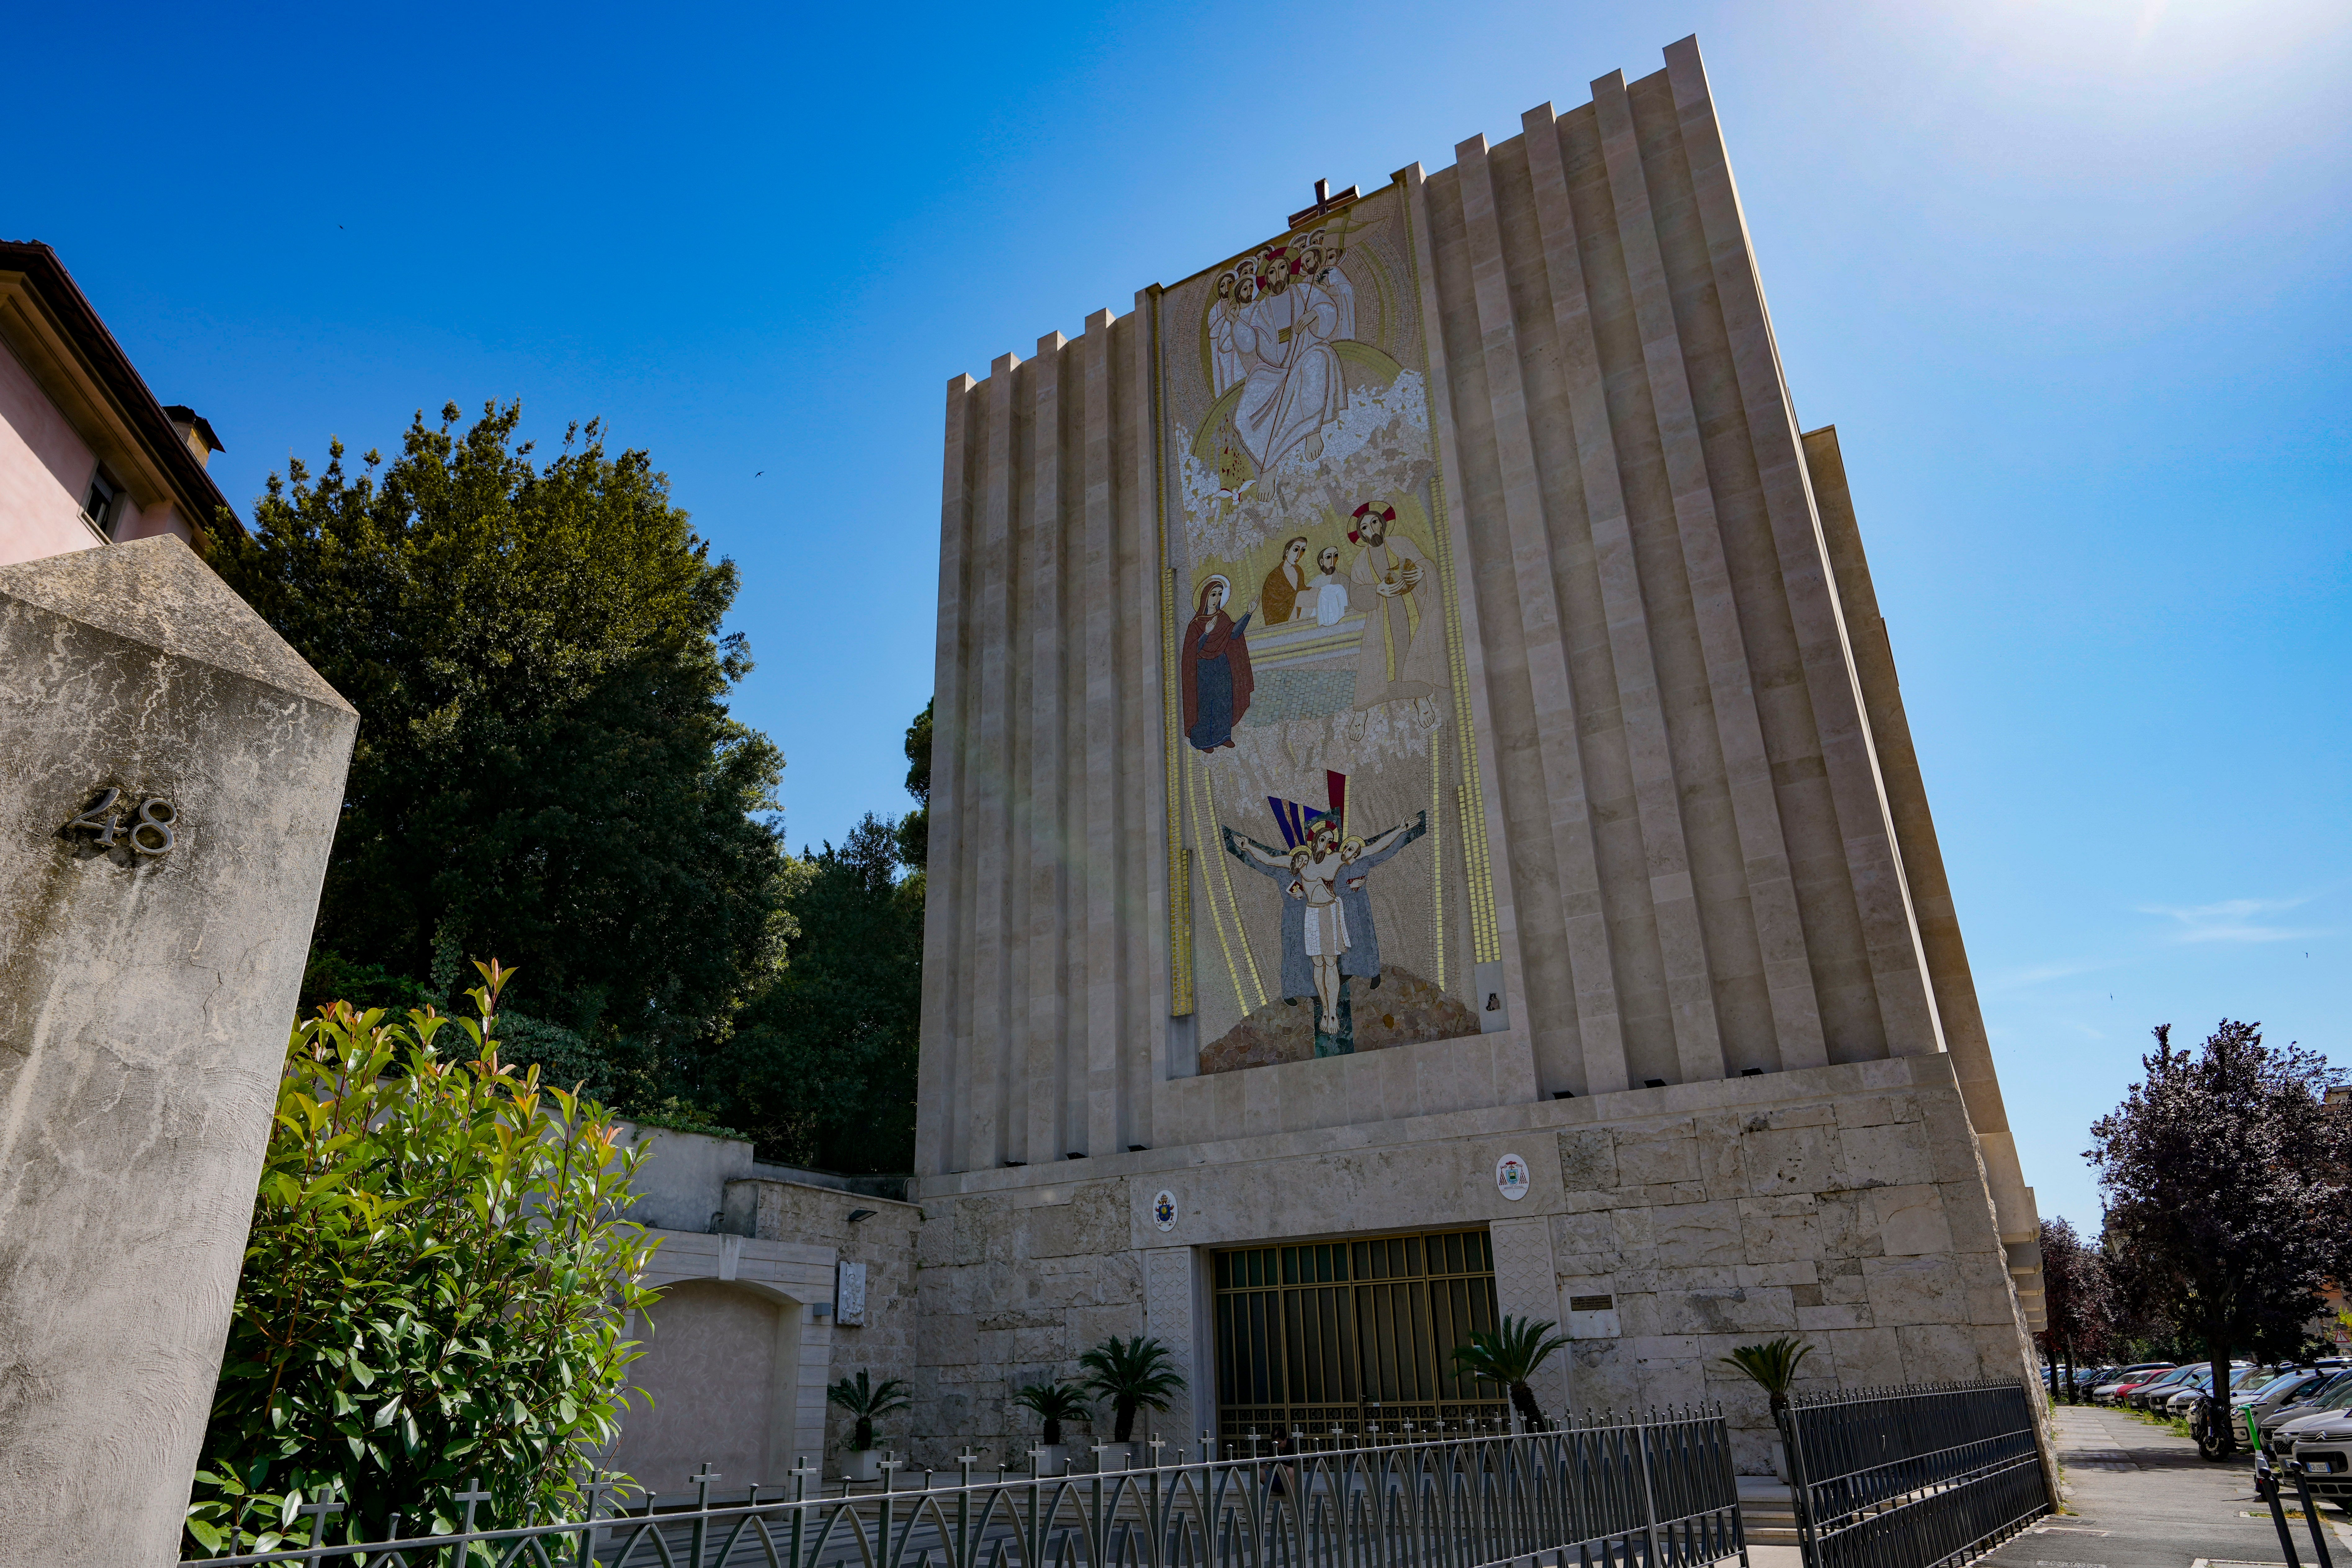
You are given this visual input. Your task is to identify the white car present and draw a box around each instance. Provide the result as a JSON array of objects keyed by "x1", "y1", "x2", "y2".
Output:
[{"x1": 2287, "y1": 1410, "x2": 2352, "y2": 1500}]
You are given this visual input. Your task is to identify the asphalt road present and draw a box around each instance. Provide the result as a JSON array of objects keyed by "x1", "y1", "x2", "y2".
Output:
[{"x1": 1976, "y1": 1405, "x2": 2352, "y2": 1568}]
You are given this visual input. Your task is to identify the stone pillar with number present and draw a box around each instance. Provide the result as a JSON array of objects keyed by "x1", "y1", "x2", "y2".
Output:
[{"x1": 0, "y1": 536, "x2": 357, "y2": 1567}]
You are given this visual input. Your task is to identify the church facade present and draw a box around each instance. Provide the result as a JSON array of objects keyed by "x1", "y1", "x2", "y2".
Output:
[{"x1": 910, "y1": 37, "x2": 2043, "y2": 1474}]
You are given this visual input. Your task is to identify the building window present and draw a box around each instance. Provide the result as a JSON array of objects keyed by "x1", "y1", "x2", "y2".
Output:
[
  {"x1": 83, "y1": 469, "x2": 120, "y2": 538},
  {"x1": 1211, "y1": 1227, "x2": 1504, "y2": 1442}
]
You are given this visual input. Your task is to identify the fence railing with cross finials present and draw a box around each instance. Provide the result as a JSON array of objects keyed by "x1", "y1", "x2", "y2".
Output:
[
  {"x1": 175, "y1": 1408, "x2": 1748, "y2": 1568},
  {"x1": 1774, "y1": 1378, "x2": 2052, "y2": 1568}
]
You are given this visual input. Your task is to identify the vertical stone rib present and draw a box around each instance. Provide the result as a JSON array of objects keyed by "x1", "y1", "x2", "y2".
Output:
[
  {"x1": 1542, "y1": 88, "x2": 1725, "y2": 1086},
  {"x1": 1025, "y1": 333, "x2": 1069, "y2": 1164},
  {"x1": 1124, "y1": 294, "x2": 1165, "y2": 1149},
  {"x1": 1080, "y1": 309, "x2": 1120, "y2": 1157},
  {"x1": 1660, "y1": 40, "x2": 1943, "y2": 1057},
  {"x1": 1401, "y1": 163, "x2": 1534, "y2": 1054},
  {"x1": 969, "y1": 354, "x2": 1021, "y2": 1168},
  {"x1": 1574, "y1": 83, "x2": 1826, "y2": 1072},
  {"x1": 1451, "y1": 134, "x2": 1627, "y2": 1096},
  {"x1": 915, "y1": 374, "x2": 977, "y2": 1177}
]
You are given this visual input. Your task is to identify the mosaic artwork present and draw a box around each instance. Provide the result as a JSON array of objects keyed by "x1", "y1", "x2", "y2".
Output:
[{"x1": 1154, "y1": 183, "x2": 1500, "y2": 1074}]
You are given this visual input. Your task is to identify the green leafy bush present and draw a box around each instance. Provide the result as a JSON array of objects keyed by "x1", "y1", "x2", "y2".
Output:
[{"x1": 183, "y1": 962, "x2": 662, "y2": 1556}]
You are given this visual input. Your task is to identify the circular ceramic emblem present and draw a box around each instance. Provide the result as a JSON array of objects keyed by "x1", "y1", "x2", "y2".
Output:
[
  {"x1": 1495, "y1": 1153, "x2": 1531, "y2": 1201},
  {"x1": 1152, "y1": 1189, "x2": 1179, "y2": 1232}
]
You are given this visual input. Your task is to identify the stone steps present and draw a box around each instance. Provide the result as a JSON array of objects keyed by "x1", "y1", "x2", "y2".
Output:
[{"x1": 1737, "y1": 1476, "x2": 1802, "y2": 1547}]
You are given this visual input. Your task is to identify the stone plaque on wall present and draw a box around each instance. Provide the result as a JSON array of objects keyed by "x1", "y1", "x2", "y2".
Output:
[{"x1": 836, "y1": 1260, "x2": 868, "y2": 1326}]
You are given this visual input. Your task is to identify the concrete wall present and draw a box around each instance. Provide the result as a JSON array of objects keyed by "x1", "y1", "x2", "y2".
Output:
[
  {"x1": 0, "y1": 536, "x2": 355, "y2": 1565},
  {"x1": 608, "y1": 1126, "x2": 922, "y2": 1490}
]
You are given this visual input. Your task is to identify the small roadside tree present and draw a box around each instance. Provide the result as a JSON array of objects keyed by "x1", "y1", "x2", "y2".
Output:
[
  {"x1": 184, "y1": 962, "x2": 660, "y2": 1556},
  {"x1": 2088, "y1": 1020, "x2": 2352, "y2": 1456},
  {"x1": 2036, "y1": 1216, "x2": 2115, "y2": 1402}
]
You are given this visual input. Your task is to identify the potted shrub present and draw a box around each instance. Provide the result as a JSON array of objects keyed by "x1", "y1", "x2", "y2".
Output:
[
  {"x1": 827, "y1": 1369, "x2": 912, "y2": 1483},
  {"x1": 1012, "y1": 1380, "x2": 1092, "y2": 1474},
  {"x1": 1078, "y1": 1335, "x2": 1185, "y2": 1468},
  {"x1": 1450, "y1": 1315, "x2": 1571, "y2": 1432},
  {"x1": 1720, "y1": 1336, "x2": 1815, "y2": 1482}
]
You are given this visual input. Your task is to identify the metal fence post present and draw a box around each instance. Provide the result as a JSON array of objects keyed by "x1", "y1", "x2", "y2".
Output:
[{"x1": 1635, "y1": 1420, "x2": 1664, "y2": 1568}]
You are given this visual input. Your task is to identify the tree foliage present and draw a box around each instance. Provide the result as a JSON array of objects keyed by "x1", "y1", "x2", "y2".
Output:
[
  {"x1": 700, "y1": 813, "x2": 920, "y2": 1172},
  {"x1": 204, "y1": 401, "x2": 791, "y2": 1065},
  {"x1": 2088, "y1": 1019, "x2": 2352, "y2": 1448},
  {"x1": 185, "y1": 964, "x2": 659, "y2": 1555},
  {"x1": 2034, "y1": 1216, "x2": 2116, "y2": 1400},
  {"x1": 896, "y1": 699, "x2": 932, "y2": 874}
]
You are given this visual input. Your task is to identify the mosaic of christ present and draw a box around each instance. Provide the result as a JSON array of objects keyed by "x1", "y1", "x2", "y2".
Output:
[{"x1": 1157, "y1": 188, "x2": 1486, "y2": 1074}]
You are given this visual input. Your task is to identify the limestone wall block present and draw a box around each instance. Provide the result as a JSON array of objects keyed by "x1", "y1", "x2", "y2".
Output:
[
  {"x1": 1860, "y1": 1255, "x2": 1966, "y2": 1328},
  {"x1": 1820, "y1": 1271, "x2": 1869, "y2": 1306},
  {"x1": 1733, "y1": 1260, "x2": 1819, "y2": 1289},
  {"x1": 1797, "y1": 1301, "x2": 1875, "y2": 1333},
  {"x1": 1865, "y1": 1184, "x2": 1953, "y2": 1257},
  {"x1": 1939, "y1": 1178, "x2": 2002, "y2": 1253},
  {"x1": 1734, "y1": 1196, "x2": 1821, "y2": 1262},
  {"x1": 1011, "y1": 1325, "x2": 1067, "y2": 1363},
  {"x1": 1614, "y1": 1122, "x2": 1700, "y2": 1185},
  {"x1": 1833, "y1": 1094, "x2": 1914, "y2": 1130},
  {"x1": 1740, "y1": 1123, "x2": 1837, "y2": 1195},
  {"x1": 1653, "y1": 1200, "x2": 1745, "y2": 1268},
  {"x1": 1818, "y1": 1326, "x2": 1906, "y2": 1389},
  {"x1": 976, "y1": 1304, "x2": 1061, "y2": 1333},
  {"x1": 1895, "y1": 1323, "x2": 1994, "y2": 1383},
  {"x1": 1557, "y1": 1129, "x2": 1619, "y2": 1190},
  {"x1": 1837, "y1": 1123, "x2": 1934, "y2": 1189},
  {"x1": 1068, "y1": 1302, "x2": 1144, "y2": 1349},
  {"x1": 1812, "y1": 1196, "x2": 1881, "y2": 1259},
  {"x1": 922, "y1": 1313, "x2": 979, "y2": 1366},
  {"x1": 1551, "y1": 1211, "x2": 1620, "y2": 1269}
]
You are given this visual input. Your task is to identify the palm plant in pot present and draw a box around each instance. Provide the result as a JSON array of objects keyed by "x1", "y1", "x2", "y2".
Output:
[
  {"x1": 1078, "y1": 1335, "x2": 1185, "y2": 1467},
  {"x1": 1719, "y1": 1336, "x2": 1815, "y2": 1483},
  {"x1": 1450, "y1": 1315, "x2": 1571, "y2": 1432},
  {"x1": 1011, "y1": 1381, "x2": 1092, "y2": 1474},
  {"x1": 827, "y1": 1369, "x2": 912, "y2": 1482}
]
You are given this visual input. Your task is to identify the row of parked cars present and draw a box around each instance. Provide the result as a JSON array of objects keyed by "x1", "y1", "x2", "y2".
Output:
[{"x1": 2060, "y1": 1359, "x2": 2352, "y2": 1490}]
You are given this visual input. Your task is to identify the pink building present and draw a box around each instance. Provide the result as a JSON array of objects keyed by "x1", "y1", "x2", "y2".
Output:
[{"x1": 0, "y1": 240, "x2": 239, "y2": 567}]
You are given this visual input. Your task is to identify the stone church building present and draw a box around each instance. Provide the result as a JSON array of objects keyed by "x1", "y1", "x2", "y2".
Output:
[
  {"x1": 901, "y1": 36, "x2": 2043, "y2": 1476},
  {"x1": 604, "y1": 37, "x2": 2045, "y2": 1485}
]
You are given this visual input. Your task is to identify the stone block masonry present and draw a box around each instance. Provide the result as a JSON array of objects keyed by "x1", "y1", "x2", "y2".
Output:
[
  {"x1": 0, "y1": 535, "x2": 356, "y2": 1566},
  {"x1": 914, "y1": 1054, "x2": 2031, "y2": 1476}
]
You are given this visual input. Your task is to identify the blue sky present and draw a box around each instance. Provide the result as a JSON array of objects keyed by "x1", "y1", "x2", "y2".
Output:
[{"x1": 12, "y1": 0, "x2": 2345, "y2": 1226}]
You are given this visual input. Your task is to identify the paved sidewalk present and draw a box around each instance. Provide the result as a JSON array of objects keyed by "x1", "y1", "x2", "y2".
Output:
[{"x1": 1975, "y1": 1405, "x2": 2352, "y2": 1568}]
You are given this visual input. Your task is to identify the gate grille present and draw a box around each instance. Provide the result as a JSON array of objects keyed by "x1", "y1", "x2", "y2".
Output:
[{"x1": 1212, "y1": 1227, "x2": 1508, "y2": 1441}]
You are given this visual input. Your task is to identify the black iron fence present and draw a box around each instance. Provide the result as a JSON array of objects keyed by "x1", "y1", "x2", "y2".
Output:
[
  {"x1": 178, "y1": 1409, "x2": 1747, "y2": 1568},
  {"x1": 1776, "y1": 1379, "x2": 2051, "y2": 1568}
]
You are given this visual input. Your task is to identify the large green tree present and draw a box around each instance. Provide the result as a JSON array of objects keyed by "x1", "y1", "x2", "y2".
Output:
[
  {"x1": 2089, "y1": 1020, "x2": 2352, "y2": 1455},
  {"x1": 206, "y1": 402, "x2": 791, "y2": 1073},
  {"x1": 703, "y1": 813, "x2": 921, "y2": 1172}
]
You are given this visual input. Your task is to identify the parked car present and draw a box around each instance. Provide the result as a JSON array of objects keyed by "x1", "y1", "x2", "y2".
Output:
[
  {"x1": 2237, "y1": 1368, "x2": 2341, "y2": 1423},
  {"x1": 2258, "y1": 1371, "x2": 2352, "y2": 1458},
  {"x1": 2165, "y1": 1364, "x2": 2262, "y2": 1415},
  {"x1": 2129, "y1": 1367, "x2": 2205, "y2": 1410},
  {"x1": 2290, "y1": 1412, "x2": 2352, "y2": 1501},
  {"x1": 2095, "y1": 1364, "x2": 2176, "y2": 1404}
]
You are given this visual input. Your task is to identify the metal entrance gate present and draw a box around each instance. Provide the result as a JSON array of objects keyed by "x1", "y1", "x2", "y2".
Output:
[{"x1": 1212, "y1": 1227, "x2": 1508, "y2": 1442}]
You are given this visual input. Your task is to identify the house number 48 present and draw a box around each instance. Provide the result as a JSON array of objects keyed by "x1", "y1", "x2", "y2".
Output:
[{"x1": 66, "y1": 788, "x2": 178, "y2": 856}]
